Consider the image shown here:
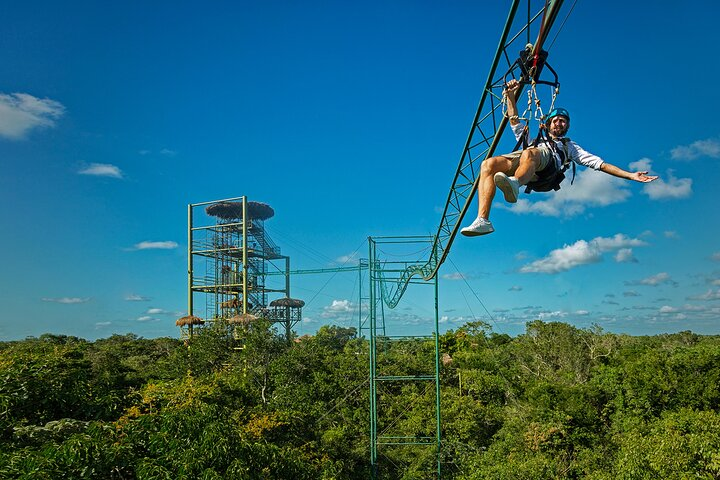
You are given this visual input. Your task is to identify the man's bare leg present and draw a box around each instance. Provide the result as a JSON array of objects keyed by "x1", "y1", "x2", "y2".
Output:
[
  {"x1": 513, "y1": 148, "x2": 541, "y2": 185},
  {"x1": 478, "y1": 155, "x2": 515, "y2": 218},
  {"x1": 461, "y1": 155, "x2": 515, "y2": 236},
  {"x1": 494, "y1": 148, "x2": 542, "y2": 203}
]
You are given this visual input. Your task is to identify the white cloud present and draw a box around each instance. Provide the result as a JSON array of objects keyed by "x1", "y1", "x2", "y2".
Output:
[
  {"x1": 520, "y1": 234, "x2": 647, "y2": 274},
  {"x1": 592, "y1": 233, "x2": 647, "y2": 252},
  {"x1": 42, "y1": 297, "x2": 90, "y2": 304},
  {"x1": 671, "y1": 138, "x2": 720, "y2": 160},
  {"x1": 520, "y1": 239, "x2": 601, "y2": 273},
  {"x1": 629, "y1": 158, "x2": 654, "y2": 172},
  {"x1": 641, "y1": 272, "x2": 672, "y2": 286},
  {"x1": 712, "y1": 252, "x2": 720, "y2": 261},
  {"x1": 146, "y1": 308, "x2": 168, "y2": 315},
  {"x1": 388, "y1": 311, "x2": 433, "y2": 326},
  {"x1": 442, "y1": 272, "x2": 466, "y2": 280},
  {"x1": 515, "y1": 251, "x2": 529, "y2": 261},
  {"x1": 627, "y1": 272, "x2": 675, "y2": 287},
  {"x1": 509, "y1": 285, "x2": 523, "y2": 291},
  {"x1": 125, "y1": 294, "x2": 150, "y2": 301},
  {"x1": 659, "y1": 305, "x2": 677, "y2": 313},
  {"x1": 623, "y1": 290, "x2": 641, "y2": 297},
  {"x1": 614, "y1": 248, "x2": 637, "y2": 263},
  {"x1": 132, "y1": 241, "x2": 178, "y2": 250},
  {"x1": 680, "y1": 304, "x2": 708, "y2": 312},
  {"x1": 538, "y1": 310, "x2": 569, "y2": 319},
  {"x1": 628, "y1": 159, "x2": 691, "y2": 201},
  {"x1": 326, "y1": 299, "x2": 352, "y2": 312},
  {"x1": 643, "y1": 170, "x2": 692, "y2": 200},
  {"x1": 136, "y1": 316, "x2": 157, "y2": 322},
  {"x1": 0, "y1": 92, "x2": 65, "y2": 139},
  {"x1": 321, "y1": 299, "x2": 356, "y2": 318},
  {"x1": 688, "y1": 289, "x2": 720, "y2": 301},
  {"x1": 78, "y1": 163, "x2": 124, "y2": 179},
  {"x1": 509, "y1": 168, "x2": 631, "y2": 217},
  {"x1": 137, "y1": 148, "x2": 177, "y2": 157},
  {"x1": 575, "y1": 310, "x2": 590, "y2": 316},
  {"x1": 95, "y1": 321, "x2": 111, "y2": 327}
]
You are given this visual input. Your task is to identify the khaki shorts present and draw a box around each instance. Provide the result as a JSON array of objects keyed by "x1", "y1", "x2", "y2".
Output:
[{"x1": 501, "y1": 144, "x2": 554, "y2": 174}]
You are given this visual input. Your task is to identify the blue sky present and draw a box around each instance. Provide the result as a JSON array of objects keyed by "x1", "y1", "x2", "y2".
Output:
[{"x1": 1, "y1": 0, "x2": 718, "y2": 341}]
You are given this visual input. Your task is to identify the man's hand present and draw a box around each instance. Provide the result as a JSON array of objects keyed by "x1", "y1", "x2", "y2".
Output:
[
  {"x1": 504, "y1": 79, "x2": 522, "y2": 124},
  {"x1": 631, "y1": 171, "x2": 659, "y2": 183},
  {"x1": 504, "y1": 79, "x2": 521, "y2": 97}
]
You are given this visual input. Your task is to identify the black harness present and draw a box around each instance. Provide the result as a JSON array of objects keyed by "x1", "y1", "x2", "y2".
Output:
[{"x1": 511, "y1": 125, "x2": 576, "y2": 194}]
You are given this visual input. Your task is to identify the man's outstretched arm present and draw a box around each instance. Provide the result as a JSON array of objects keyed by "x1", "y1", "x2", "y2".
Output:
[{"x1": 599, "y1": 162, "x2": 659, "y2": 183}]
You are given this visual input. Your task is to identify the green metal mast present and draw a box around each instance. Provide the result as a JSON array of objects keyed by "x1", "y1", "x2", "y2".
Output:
[{"x1": 368, "y1": 235, "x2": 442, "y2": 479}]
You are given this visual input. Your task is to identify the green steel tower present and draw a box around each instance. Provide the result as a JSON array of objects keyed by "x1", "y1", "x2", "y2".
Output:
[
  {"x1": 368, "y1": 236, "x2": 442, "y2": 479},
  {"x1": 181, "y1": 196, "x2": 304, "y2": 340}
]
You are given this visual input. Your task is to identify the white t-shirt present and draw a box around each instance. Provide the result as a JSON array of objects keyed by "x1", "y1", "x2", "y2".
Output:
[{"x1": 511, "y1": 122, "x2": 604, "y2": 171}]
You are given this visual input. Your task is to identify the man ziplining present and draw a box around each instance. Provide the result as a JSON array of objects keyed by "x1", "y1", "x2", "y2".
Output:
[{"x1": 461, "y1": 79, "x2": 659, "y2": 237}]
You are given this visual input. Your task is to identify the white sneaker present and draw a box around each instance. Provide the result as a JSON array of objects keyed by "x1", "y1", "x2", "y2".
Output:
[
  {"x1": 494, "y1": 172, "x2": 520, "y2": 203},
  {"x1": 460, "y1": 217, "x2": 494, "y2": 236}
]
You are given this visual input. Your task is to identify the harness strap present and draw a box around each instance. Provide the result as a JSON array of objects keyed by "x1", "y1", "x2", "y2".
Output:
[
  {"x1": 510, "y1": 124, "x2": 576, "y2": 189},
  {"x1": 511, "y1": 123, "x2": 547, "y2": 152},
  {"x1": 521, "y1": 133, "x2": 576, "y2": 194},
  {"x1": 511, "y1": 124, "x2": 529, "y2": 151},
  {"x1": 556, "y1": 137, "x2": 575, "y2": 185},
  {"x1": 541, "y1": 132, "x2": 575, "y2": 183}
]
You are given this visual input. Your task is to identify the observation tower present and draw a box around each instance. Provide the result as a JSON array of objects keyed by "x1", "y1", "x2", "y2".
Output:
[{"x1": 180, "y1": 196, "x2": 304, "y2": 340}]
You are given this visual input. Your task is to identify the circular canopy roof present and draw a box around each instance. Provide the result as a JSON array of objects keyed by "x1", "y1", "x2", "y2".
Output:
[
  {"x1": 269, "y1": 297, "x2": 305, "y2": 308},
  {"x1": 176, "y1": 315, "x2": 204, "y2": 326},
  {"x1": 205, "y1": 201, "x2": 275, "y2": 221},
  {"x1": 227, "y1": 313, "x2": 257, "y2": 324}
]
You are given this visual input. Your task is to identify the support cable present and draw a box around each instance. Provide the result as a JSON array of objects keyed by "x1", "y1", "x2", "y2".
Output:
[
  {"x1": 446, "y1": 257, "x2": 519, "y2": 405},
  {"x1": 317, "y1": 377, "x2": 370, "y2": 423},
  {"x1": 546, "y1": 0, "x2": 578, "y2": 50},
  {"x1": 377, "y1": 381, "x2": 435, "y2": 438},
  {"x1": 303, "y1": 239, "x2": 366, "y2": 308},
  {"x1": 447, "y1": 258, "x2": 498, "y2": 327}
]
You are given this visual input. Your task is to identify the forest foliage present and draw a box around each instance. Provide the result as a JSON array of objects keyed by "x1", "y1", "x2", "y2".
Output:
[{"x1": 1, "y1": 320, "x2": 720, "y2": 479}]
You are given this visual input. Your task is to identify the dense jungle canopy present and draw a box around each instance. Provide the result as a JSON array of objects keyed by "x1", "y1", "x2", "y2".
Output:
[{"x1": 1, "y1": 320, "x2": 720, "y2": 479}]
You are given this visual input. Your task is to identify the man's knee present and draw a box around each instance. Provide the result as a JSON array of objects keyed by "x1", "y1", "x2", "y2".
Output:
[
  {"x1": 521, "y1": 148, "x2": 539, "y2": 159},
  {"x1": 521, "y1": 148, "x2": 542, "y2": 166},
  {"x1": 482, "y1": 155, "x2": 510, "y2": 175}
]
